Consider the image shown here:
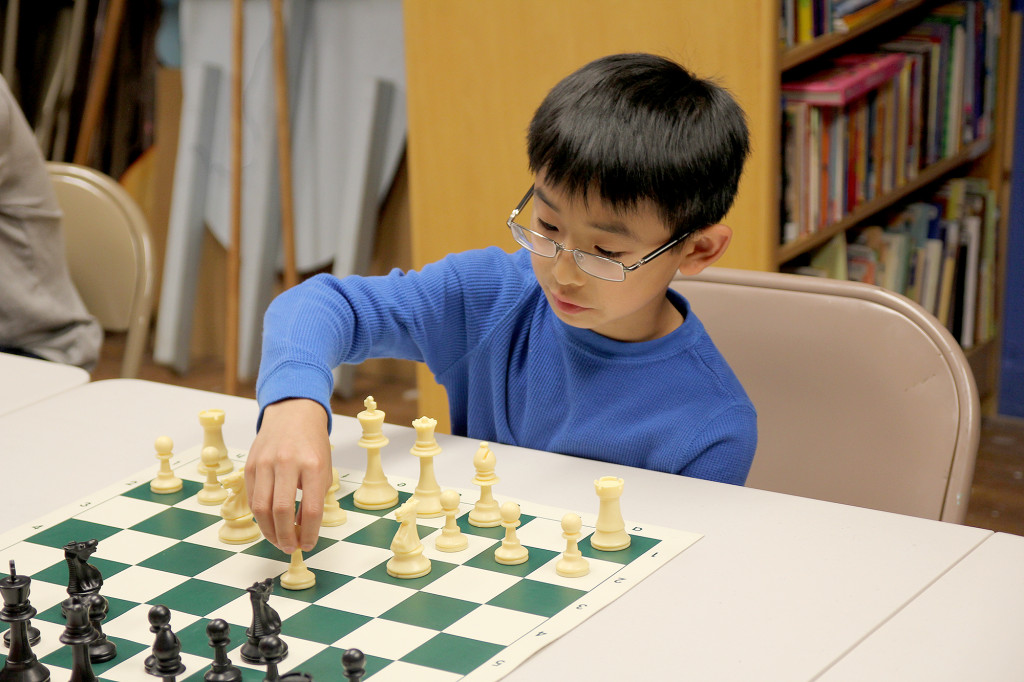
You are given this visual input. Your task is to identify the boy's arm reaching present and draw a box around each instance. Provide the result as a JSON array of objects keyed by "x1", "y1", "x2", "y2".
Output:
[
  {"x1": 245, "y1": 398, "x2": 332, "y2": 553},
  {"x1": 248, "y1": 249, "x2": 528, "y2": 551}
]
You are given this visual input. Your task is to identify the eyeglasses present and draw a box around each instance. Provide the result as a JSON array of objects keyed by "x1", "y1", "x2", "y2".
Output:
[{"x1": 506, "y1": 186, "x2": 685, "y2": 282}]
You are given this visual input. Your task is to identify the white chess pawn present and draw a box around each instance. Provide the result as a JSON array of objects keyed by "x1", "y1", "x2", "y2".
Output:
[
  {"x1": 198, "y1": 409, "x2": 233, "y2": 475},
  {"x1": 280, "y1": 525, "x2": 316, "y2": 590},
  {"x1": 590, "y1": 476, "x2": 631, "y2": 551},
  {"x1": 322, "y1": 468, "x2": 347, "y2": 526},
  {"x1": 434, "y1": 490, "x2": 468, "y2": 553},
  {"x1": 409, "y1": 417, "x2": 443, "y2": 518},
  {"x1": 387, "y1": 499, "x2": 431, "y2": 579},
  {"x1": 353, "y1": 396, "x2": 399, "y2": 510},
  {"x1": 197, "y1": 446, "x2": 229, "y2": 505},
  {"x1": 556, "y1": 513, "x2": 590, "y2": 578},
  {"x1": 218, "y1": 469, "x2": 261, "y2": 544},
  {"x1": 494, "y1": 501, "x2": 528, "y2": 565},
  {"x1": 150, "y1": 436, "x2": 183, "y2": 494},
  {"x1": 468, "y1": 442, "x2": 501, "y2": 527}
]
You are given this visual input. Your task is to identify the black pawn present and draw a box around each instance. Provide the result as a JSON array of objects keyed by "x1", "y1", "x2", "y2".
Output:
[
  {"x1": 0, "y1": 561, "x2": 50, "y2": 682},
  {"x1": 204, "y1": 619, "x2": 241, "y2": 682},
  {"x1": 59, "y1": 598, "x2": 97, "y2": 682},
  {"x1": 341, "y1": 649, "x2": 365, "y2": 682},
  {"x1": 85, "y1": 594, "x2": 116, "y2": 663},
  {"x1": 258, "y1": 636, "x2": 311, "y2": 682},
  {"x1": 143, "y1": 605, "x2": 168, "y2": 673},
  {"x1": 147, "y1": 605, "x2": 185, "y2": 682}
]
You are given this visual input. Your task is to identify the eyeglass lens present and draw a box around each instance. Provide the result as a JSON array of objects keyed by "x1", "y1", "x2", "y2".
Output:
[{"x1": 510, "y1": 222, "x2": 624, "y2": 281}]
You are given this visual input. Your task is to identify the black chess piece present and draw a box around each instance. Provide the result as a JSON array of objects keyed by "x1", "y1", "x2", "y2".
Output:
[
  {"x1": 2, "y1": 563, "x2": 39, "y2": 650},
  {"x1": 62, "y1": 540, "x2": 103, "y2": 598},
  {"x1": 257, "y1": 636, "x2": 311, "y2": 682},
  {"x1": 0, "y1": 561, "x2": 50, "y2": 682},
  {"x1": 143, "y1": 613, "x2": 161, "y2": 673},
  {"x1": 341, "y1": 649, "x2": 365, "y2": 682},
  {"x1": 203, "y1": 619, "x2": 242, "y2": 682},
  {"x1": 84, "y1": 594, "x2": 116, "y2": 663},
  {"x1": 147, "y1": 605, "x2": 185, "y2": 682},
  {"x1": 59, "y1": 597, "x2": 97, "y2": 682},
  {"x1": 241, "y1": 579, "x2": 286, "y2": 665}
]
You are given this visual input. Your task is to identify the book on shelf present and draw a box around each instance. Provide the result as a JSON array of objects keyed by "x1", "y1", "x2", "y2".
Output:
[
  {"x1": 834, "y1": 0, "x2": 898, "y2": 32},
  {"x1": 966, "y1": 179, "x2": 998, "y2": 344},
  {"x1": 935, "y1": 218, "x2": 961, "y2": 328},
  {"x1": 782, "y1": 52, "x2": 905, "y2": 106},
  {"x1": 878, "y1": 40, "x2": 930, "y2": 173},
  {"x1": 809, "y1": 233, "x2": 849, "y2": 279},
  {"x1": 958, "y1": 213, "x2": 982, "y2": 347},
  {"x1": 801, "y1": 175, "x2": 996, "y2": 350},
  {"x1": 779, "y1": 0, "x2": 1000, "y2": 246}
]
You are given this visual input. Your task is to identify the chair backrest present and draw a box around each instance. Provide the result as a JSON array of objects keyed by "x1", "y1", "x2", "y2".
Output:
[
  {"x1": 46, "y1": 162, "x2": 154, "y2": 378},
  {"x1": 673, "y1": 267, "x2": 980, "y2": 523}
]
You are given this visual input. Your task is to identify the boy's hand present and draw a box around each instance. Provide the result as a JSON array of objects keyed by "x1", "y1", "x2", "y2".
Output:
[{"x1": 245, "y1": 398, "x2": 331, "y2": 553}]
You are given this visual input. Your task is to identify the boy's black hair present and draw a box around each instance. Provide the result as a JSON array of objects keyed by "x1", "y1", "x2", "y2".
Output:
[{"x1": 527, "y1": 53, "x2": 750, "y2": 241}]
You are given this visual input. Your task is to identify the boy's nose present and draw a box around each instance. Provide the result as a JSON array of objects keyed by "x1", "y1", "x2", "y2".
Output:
[{"x1": 551, "y1": 249, "x2": 586, "y2": 286}]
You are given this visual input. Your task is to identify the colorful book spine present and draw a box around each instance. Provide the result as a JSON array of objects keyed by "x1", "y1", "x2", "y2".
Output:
[{"x1": 782, "y1": 52, "x2": 905, "y2": 106}]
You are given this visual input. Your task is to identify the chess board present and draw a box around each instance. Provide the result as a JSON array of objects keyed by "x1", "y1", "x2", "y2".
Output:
[{"x1": 0, "y1": 444, "x2": 701, "y2": 681}]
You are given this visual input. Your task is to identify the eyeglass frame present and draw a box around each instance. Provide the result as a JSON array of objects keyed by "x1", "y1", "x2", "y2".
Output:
[{"x1": 506, "y1": 186, "x2": 687, "y2": 282}]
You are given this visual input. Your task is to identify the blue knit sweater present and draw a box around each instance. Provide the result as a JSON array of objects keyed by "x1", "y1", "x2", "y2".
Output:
[{"x1": 257, "y1": 247, "x2": 757, "y2": 484}]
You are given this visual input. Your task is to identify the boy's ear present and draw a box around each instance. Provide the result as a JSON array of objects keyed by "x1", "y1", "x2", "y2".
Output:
[{"x1": 676, "y1": 224, "x2": 732, "y2": 275}]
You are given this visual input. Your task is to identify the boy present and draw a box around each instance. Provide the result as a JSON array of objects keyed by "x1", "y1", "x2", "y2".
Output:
[{"x1": 248, "y1": 53, "x2": 756, "y2": 552}]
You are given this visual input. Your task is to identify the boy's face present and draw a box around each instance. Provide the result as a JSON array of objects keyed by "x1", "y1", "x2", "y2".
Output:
[{"x1": 526, "y1": 173, "x2": 696, "y2": 342}]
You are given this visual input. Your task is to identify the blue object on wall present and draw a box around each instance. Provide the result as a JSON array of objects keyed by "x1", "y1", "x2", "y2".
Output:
[{"x1": 999, "y1": 6, "x2": 1024, "y2": 416}]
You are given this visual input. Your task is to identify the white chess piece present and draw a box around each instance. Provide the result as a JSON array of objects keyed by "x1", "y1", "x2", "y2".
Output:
[
  {"x1": 409, "y1": 417, "x2": 443, "y2": 518},
  {"x1": 197, "y1": 446, "x2": 229, "y2": 505},
  {"x1": 280, "y1": 525, "x2": 316, "y2": 590},
  {"x1": 322, "y1": 468, "x2": 347, "y2": 526},
  {"x1": 556, "y1": 513, "x2": 590, "y2": 577},
  {"x1": 434, "y1": 490, "x2": 468, "y2": 552},
  {"x1": 468, "y1": 442, "x2": 501, "y2": 527},
  {"x1": 494, "y1": 501, "x2": 528, "y2": 565},
  {"x1": 150, "y1": 436, "x2": 183, "y2": 494},
  {"x1": 387, "y1": 499, "x2": 431, "y2": 578},
  {"x1": 198, "y1": 409, "x2": 233, "y2": 475},
  {"x1": 590, "y1": 476, "x2": 631, "y2": 551},
  {"x1": 218, "y1": 469, "x2": 261, "y2": 544},
  {"x1": 353, "y1": 396, "x2": 399, "y2": 510}
]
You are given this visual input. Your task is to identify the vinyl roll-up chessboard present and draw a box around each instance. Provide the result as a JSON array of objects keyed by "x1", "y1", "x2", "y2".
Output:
[{"x1": 0, "y1": 443, "x2": 701, "y2": 681}]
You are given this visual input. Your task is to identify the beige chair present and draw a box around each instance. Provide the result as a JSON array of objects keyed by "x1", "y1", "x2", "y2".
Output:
[
  {"x1": 47, "y1": 161, "x2": 154, "y2": 378},
  {"x1": 673, "y1": 267, "x2": 980, "y2": 523}
]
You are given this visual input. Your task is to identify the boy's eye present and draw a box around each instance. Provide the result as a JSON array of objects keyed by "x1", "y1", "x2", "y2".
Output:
[
  {"x1": 594, "y1": 246, "x2": 623, "y2": 260},
  {"x1": 537, "y1": 218, "x2": 559, "y2": 234}
]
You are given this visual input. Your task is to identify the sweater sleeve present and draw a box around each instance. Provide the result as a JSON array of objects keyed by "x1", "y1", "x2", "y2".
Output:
[
  {"x1": 255, "y1": 248, "x2": 526, "y2": 431},
  {"x1": 677, "y1": 404, "x2": 758, "y2": 485}
]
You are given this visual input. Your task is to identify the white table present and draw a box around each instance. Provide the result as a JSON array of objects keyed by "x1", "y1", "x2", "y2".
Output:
[
  {"x1": 0, "y1": 352, "x2": 90, "y2": 416},
  {"x1": 0, "y1": 379, "x2": 995, "y2": 681},
  {"x1": 819, "y1": 530, "x2": 1024, "y2": 681}
]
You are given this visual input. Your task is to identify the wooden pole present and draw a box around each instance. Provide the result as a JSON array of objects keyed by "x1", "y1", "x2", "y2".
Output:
[
  {"x1": 73, "y1": 0, "x2": 126, "y2": 165},
  {"x1": 226, "y1": 0, "x2": 244, "y2": 395},
  {"x1": 272, "y1": 0, "x2": 298, "y2": 289}
]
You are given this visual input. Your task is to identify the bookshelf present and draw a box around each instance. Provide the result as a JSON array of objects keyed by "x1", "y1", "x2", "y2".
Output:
[{"x1": 402, "y1": 0, "x2": 1017, "y2": 426}]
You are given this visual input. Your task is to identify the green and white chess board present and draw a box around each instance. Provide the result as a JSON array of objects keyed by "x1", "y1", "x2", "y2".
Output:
[{"x1": 0, "y1": 444, "x2": 701, "y2": 681}]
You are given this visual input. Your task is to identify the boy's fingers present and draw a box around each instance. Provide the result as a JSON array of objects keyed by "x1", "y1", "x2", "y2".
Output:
[
  {"x1": 298, "y1": 503, "x2": 323, "y2": 551},
  {"x1": 246, "y1": 466, "x2": 275, "y2": 541},
  {"x1": 271, "y1": 471, "x2": 300, "y2": 553},
  {"x1": 297, "y1": 467, "x2": 328, "y2": 551}
]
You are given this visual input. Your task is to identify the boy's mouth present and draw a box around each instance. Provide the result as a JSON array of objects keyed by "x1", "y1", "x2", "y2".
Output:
[{"x1": 550, "y1": 292, "x2": 588, "y2": 314}]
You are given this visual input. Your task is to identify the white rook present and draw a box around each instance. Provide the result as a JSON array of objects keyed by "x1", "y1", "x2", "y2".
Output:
[{"x1": 591, "y1": 476, "x2": 631, "y2": 551}]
